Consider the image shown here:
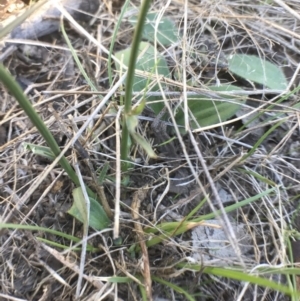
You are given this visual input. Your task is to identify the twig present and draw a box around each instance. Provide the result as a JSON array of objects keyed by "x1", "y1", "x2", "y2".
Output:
[{"x1": 131, "y1": 186, "x2": 152, "y2": 301}]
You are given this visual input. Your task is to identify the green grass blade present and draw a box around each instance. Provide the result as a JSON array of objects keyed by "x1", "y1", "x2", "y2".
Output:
[
  {"x1": 236, "y1": 85, "x2": 300, "y2": 133},
  {"x1": 0, "y1": 64, "x2": 80, "y2": 186},
  {"x1": 146, "y1": 187, "x2": 276, "y2": 233},
  {"x1": 152, "y1": 275, "x2": 196, "y2": 301},
  {"x1": 36, "y1": 237, "x2": 96, "y2": 251},
  {"x1": 0, "y1": 223, "x2": 97, "y2": 251},
  {"x1": 0, "y1": 37, "x2": 110, "y2": 224},
  {"x1": 237, "y1": 168, "x2": 277, "y2": 186},
  {"x1": 186, "y1": 196, "x2": 208, "y2": 220},
  {"x1": 60, "y1": 21, "x2": 100, "y2": 94},
  {"x1": 144, "y1": 187, "x2": 276, "y2": 248},
  {"x1": 108, "y1": 0, "x2": 131, "y2": 86},
  {"x1": 23, "y1": 142, "x2": 56, "y2": 160},
  {"x1": 241, "y1": 120, "x2": 286, "y2": 161},
  {"x1": 176, "y1": 263, "x2": 299, "y2": 297},
  {"x1": 97, "y1": 161, "x2": 110, "y2": 185},
  {"x1": 203, "y1": 266, "x2": 299, "y2": 298}
]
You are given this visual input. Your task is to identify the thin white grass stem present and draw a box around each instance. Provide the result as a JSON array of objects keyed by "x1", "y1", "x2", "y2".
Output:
[
  {"x1": 72, "y1": 72, "x2": 127, "y2": 145},
  {"x1": 42, "y1": 89, "x2": 288, "y2": 97},
  {"x1": 74, "y1": 161, "x2": 90, "y2": 299},
  {"x1": 153, "y1": 38, "x2": 222, "y2": 254},
  {"x1": 188, "y1": 130, "x2": 245, "y2": 265},
  {"x1": 18, "y1": 171, "x2": 64, "y2": 225},
  {"x1": 113, "y1": 109, "x2": 122, "y2": 240},
  {"x1": 61, "y1": 228, "x2": 113, "y2": 255},
  {"x1": 38, "y1": 259, "x2": 71, "y2": 288},
  {"x1": 0, "y1": 294, "x2": 27, "y2": 301},
  {"x1": 236, "y1": 281, "x2": 251, "y2": 301},
  {"x1": 286, "y1": 63, "x2": 300, "y2": 91},
  {"x1": 182, "y1": 0, "x2": 189, "y2": 131},
  {"x1": 155, "y1": 35, "x2": 245, "y2": 263},
  {"x1": 153, "y1": 168, "x2": 170, "y2": 223},
  {"x1": 273, "y1": 0, "x2": 300, "y2": 21},
  {"x1": 54, "y1": 1, "x2": 128, "y2": 146},
  {"x1": 54, "y1": 2, "x2": 123, "y2": 65}
]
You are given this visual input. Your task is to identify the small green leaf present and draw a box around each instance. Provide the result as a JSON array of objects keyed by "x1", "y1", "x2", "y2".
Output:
[
  {"x1": 126, "y1": 115, "x2": 139, "y2": 133},
  {"x1": 23, "y1": 142, "x2": 56, "y2": 160},
  {"x1": 72, "y1": 187, "x2": 88, "y2": 225},
  {"x1": 113, "y1": 237, "x2": 123, "y2": 246},
  {"x1": 131, "y1": 98, "x2": 146, "y2": 115},
  {"x1": 129, "y1": 12, "x2": 177, "y2": 46},
  {"x1": 68, "y1": 187, "x2": 110, "y2": 230},
  {"x1": 115, "y1": 41, "x2": 170, "y2": 114},
  {"x1": 106, "y1": 276, "x2": 132, "y2": 283},
  {"x1": 175, "y1": 85, "x2": 247, "y2": 130},
  {"x1": 131, "y1": 131, "x2": 157, "y2": 158},
  {"x1": 126, "y1": 115, "x2": 157, "y2": 158},
  {"x1": 97, "y1": 162, "x2": 110, "y2": 185},
  {"x1": 228, "y1": 54, "x2": 288, "y2": 90}
]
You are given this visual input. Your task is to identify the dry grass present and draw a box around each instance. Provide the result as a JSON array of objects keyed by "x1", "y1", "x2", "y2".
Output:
[{"x1": 1, "y1": 0, "x2": 300, "y2": 300}]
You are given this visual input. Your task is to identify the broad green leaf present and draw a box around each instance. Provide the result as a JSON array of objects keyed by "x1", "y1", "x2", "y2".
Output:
[
  {"x1": 129, "y1": 12, "x2": 177, "y2": 46},
  {"x1": 115, "y1": 41, "x2": 170, "y2": 114},
  {"x1": 68, "y1": 187, "x2": 110, "y2": 230},
  {"x1": 228, "y1": 54, "x2": 288, "y2": 90},
  {"x1": 72, "y1": 187, "x2": 88, "y2": 225},
  {"x1": 175, "y1": 85, "x2": 247, "y2": 131}
]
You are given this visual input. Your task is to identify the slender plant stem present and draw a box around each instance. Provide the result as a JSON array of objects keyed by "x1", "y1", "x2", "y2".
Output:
[
  {"x1": 0, "y1": 64, "x2": 81, "y2": 186},
  {"x1": 120, "y1": 0, "x2": 152, "y2": 170}
]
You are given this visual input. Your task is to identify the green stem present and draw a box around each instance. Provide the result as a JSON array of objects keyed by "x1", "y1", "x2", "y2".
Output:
[
  {"x1": 0, "y1": 64, "x2": 104, "y2": 205},
  {"x1": 120, "y1": 0, "x2": 152, "y2": 170},
  {"x1": 120, "y1": 123, "x2": 130, "y2": 170},
  {"x1": 0, "y1": 64, "x2": 80, "y2": 186}
]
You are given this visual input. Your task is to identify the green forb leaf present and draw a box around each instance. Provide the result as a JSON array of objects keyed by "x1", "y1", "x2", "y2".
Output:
[
  {"x1": 115, "y1": 41, "x2": 171, "y2": 115},
  {"x1": 129, "y1": 12, "x2": 177, "y2": 46},
  {"x1": 175, "y1": 85, "x2": 247, "y2": 131},
  {"x1": 130, "y1": 131, "x2": 157, "y2": 158},
  {"x1": 68, "y1": 187, "x2": 110, "y2": 230},
  {"x1": 125, "y1": 115, "x2": 139, "y2": 133},
  {"x1": 126, "y1": 115, "x2": 157, "y2": 158},
  {"x1": 228, "y1": 54, "x2": 287, "y2": 90},
  {"x1": 23, "y1": 143, "x2": 56, "y2": 160}
]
